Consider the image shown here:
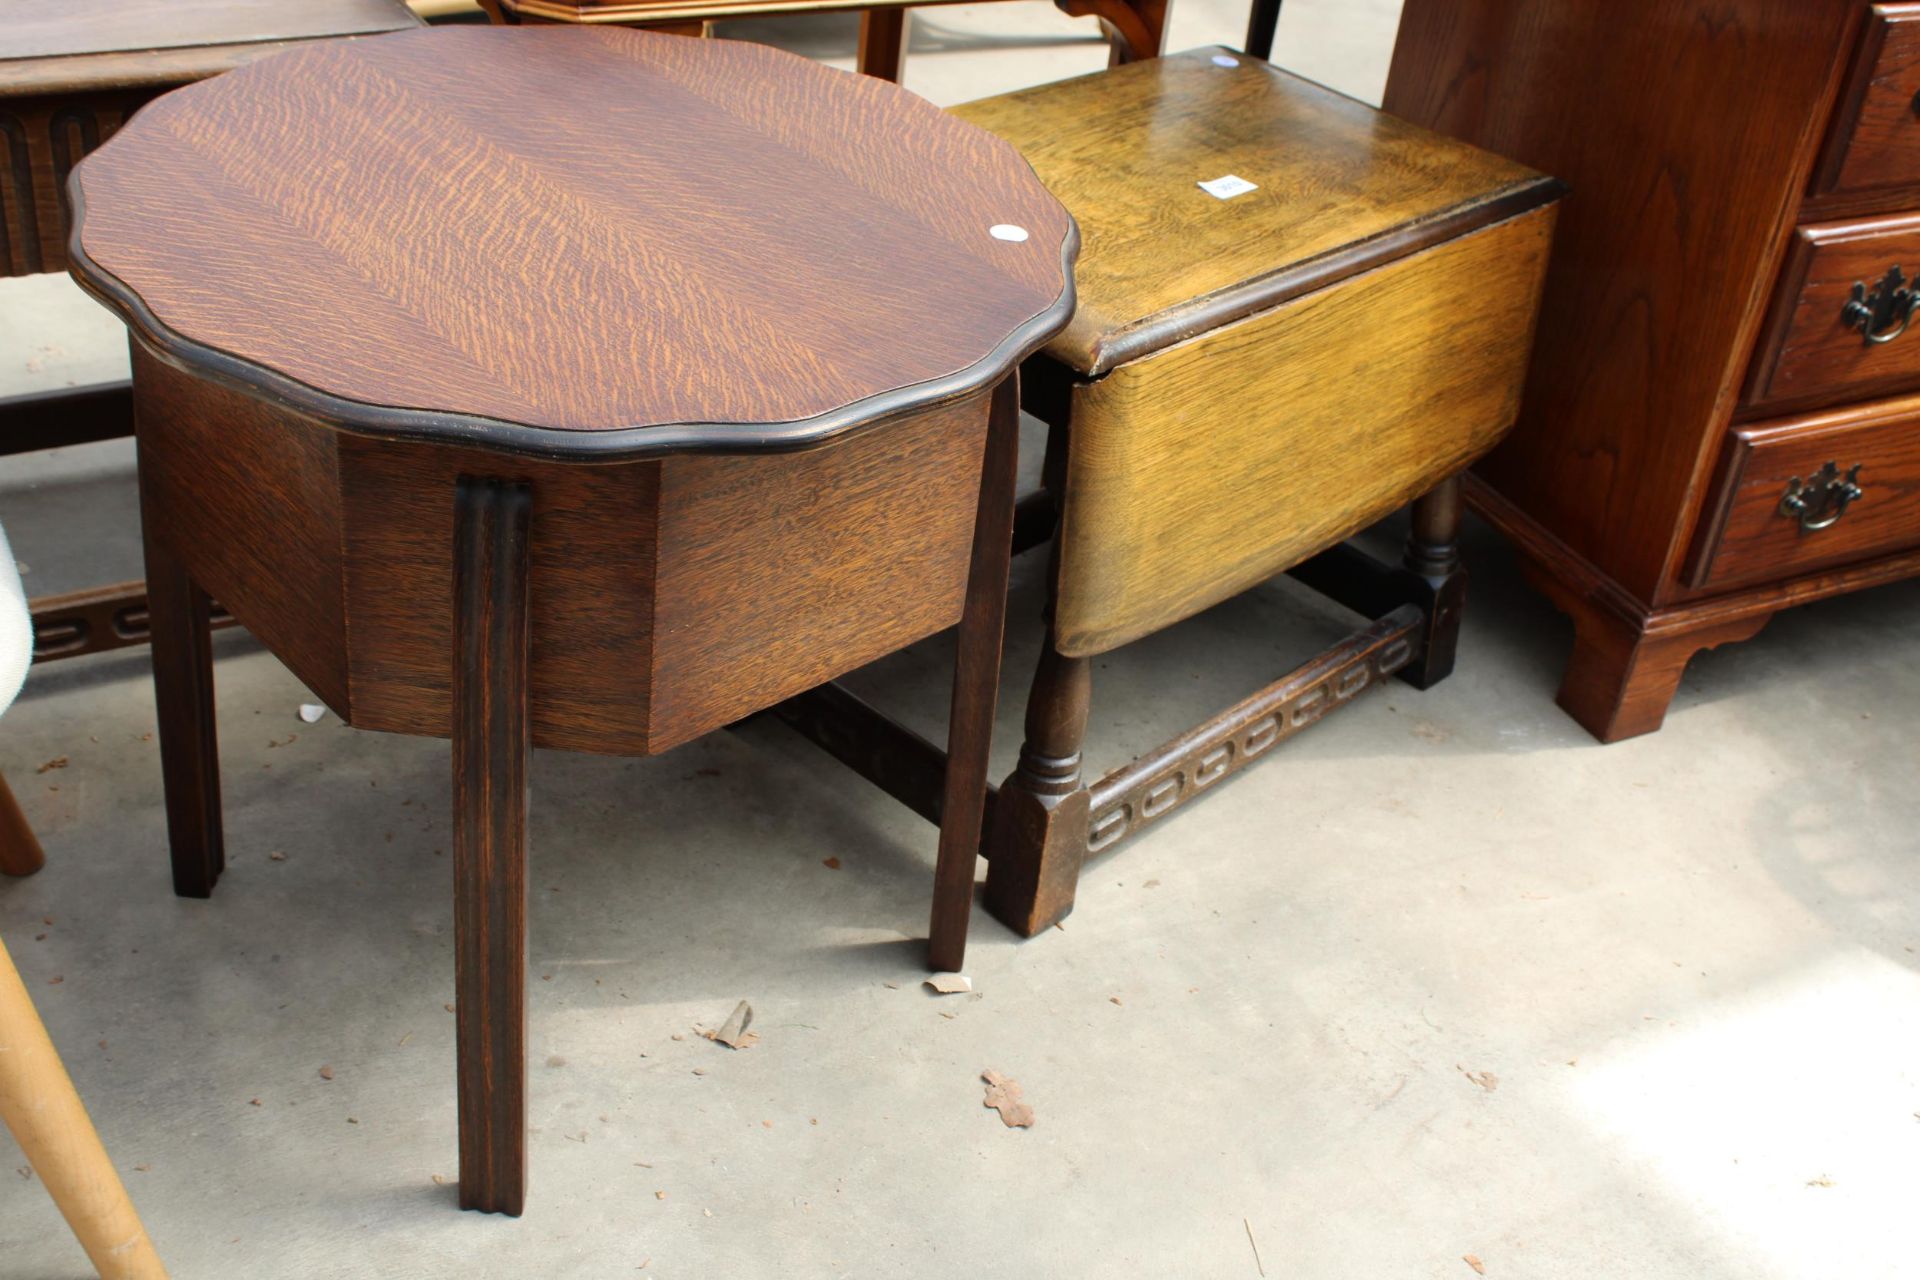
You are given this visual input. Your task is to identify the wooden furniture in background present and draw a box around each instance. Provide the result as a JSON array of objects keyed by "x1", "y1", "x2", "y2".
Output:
[
  {"x1": 780, "y1": 49, "x2": 1560, "y2": 934},
  {"x1": 481, "y1": 0, "x2": 1169, "y2": 83},
  {"x1": 1243, "y1": 0, "x2": 1280, "y2": 61},
  {"x1": 68, "y1": 25, "x2": 1072, "y2": 1216},
  {"x1": 1, "y1": 0, "x2": 420, "y2": 662},
  {"x1": 1385, "y1": 0, "x2": 1920, "y2": 741}
]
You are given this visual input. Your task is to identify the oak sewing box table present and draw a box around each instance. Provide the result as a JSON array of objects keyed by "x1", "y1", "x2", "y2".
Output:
[{"x1": 67, "y1": 24, "x2": 1073, "y2": 1215}]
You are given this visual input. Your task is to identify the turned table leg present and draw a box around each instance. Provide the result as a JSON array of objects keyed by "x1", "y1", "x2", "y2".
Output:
[
  {"x1": 984, "y1": 628, "x2": 1091, "y2": 937},
  {"x1": 1400, "y1": 474, "x2": 1468, "y2": 690},
  {"x1": 927, "y1": 376, "x2": 1020, "y2": 974},
  {"x1": 141, "y1": 524, "x2": 223, "y2": 899},
  {"x1": 0, "y1": 772, "x2": 45, "y2": 877},
  {"x1": 0, "y1": 934, "x2": 168, "y2": 1279},
  {"x1": 451, "y1": 477, "x2": 532, "y2": 1216}
]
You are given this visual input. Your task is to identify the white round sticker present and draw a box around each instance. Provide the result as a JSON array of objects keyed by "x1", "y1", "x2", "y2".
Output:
[
  {"x1": 989, "y1": 224, "x2": 1030, "y2": 242},
  {"x1": 1211, "y1": 54, "x2": 1240, "y2": 67}
]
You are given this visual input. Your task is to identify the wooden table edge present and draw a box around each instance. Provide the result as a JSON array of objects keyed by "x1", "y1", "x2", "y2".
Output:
[
  {"x1": 1074, "y1": 175, "x2": 1564, "y2": 378},
  {"x1": 0, "y1": 23, "x2": 423, "y2": 98},
  {"x1": 67, "y1": 183, "x2": 1079, "y2": 461},
  {"x1": 501, "y1": 0, "x2": 1042, "y2": 19}
]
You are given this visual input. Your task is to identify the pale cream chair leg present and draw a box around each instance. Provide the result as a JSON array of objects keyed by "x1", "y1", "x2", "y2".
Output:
[
  {"x1": 0, "y1": 771, "x2": 46, "y2": 876},
  {"x1": 0, "y1": 933, "x2": 167, "y2": 1279}
]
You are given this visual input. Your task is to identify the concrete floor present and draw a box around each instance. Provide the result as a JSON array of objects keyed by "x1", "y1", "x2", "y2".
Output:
[{"x1": 5, "y1": 2, "x2": 1920, "y2": 1277}]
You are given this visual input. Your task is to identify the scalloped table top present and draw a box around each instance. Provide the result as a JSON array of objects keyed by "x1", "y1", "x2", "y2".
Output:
[{"x1": 68, "y1": 26, "x2": 1075, "y2": 457}]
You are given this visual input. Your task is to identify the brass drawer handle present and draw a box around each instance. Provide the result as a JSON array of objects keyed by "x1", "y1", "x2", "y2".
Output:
[
  {"x1": 1842, "y1": 265, "x2": 1920, "y2": 344},
  {"x1": 1778, "y1": 461, "x2": 1864, "y2": 532}
]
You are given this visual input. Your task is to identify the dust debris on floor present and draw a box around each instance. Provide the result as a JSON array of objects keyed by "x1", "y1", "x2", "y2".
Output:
[
  {"x1": 700, "y1": 1002, "x2": 759, "y2": 1049},
  {"x1": 981, "y1": 1071, "x2": 1034, "y2": 1128}
]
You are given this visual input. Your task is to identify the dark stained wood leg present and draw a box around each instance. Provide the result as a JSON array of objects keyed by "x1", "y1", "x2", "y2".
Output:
[
  {"x1": 983, "y1": 630, "x2": 1091, "y2": 938},
  {"x1": 1543, "y1": 569, "x2": 1772, "y2": 744},
  {"x1": 857, "y1": 10, "x2": 909, "y2": 82},
  {"x1": 142, "y1": 528, "x2": 224, "y2": 898},
  {"x1": 1244, "y1": 0, "x2": 1280, "y2": 60},
  {"x1": 0, "y1": 382, "x2": 133, "y2": 457},
  {"x1": 0, "y1": 773, "x2": 45, "y2": 877},
  {"x1": 1398, "y1": 474, "x2": 1467, "y2": 691},
  {"x1": 451, "y1": 476, "x2": 532, "y2": 1217},
  {"x1": 1054, "y1": 0, "x2": 1165, "y2": 64},
  {"x1": 927, "y1": 376, "x2": 1020, "y2": 973}
]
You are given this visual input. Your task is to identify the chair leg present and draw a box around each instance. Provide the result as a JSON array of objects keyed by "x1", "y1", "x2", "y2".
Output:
[
  {"x1": 142, "y1": 535, "x2": 223, "y2": 897},
  {"x1": 0, "y1": 771, "x2": 45, "y2": 877},
  {"x1": 984, "y1": 628, "x2": 1091, "y2": 937},
  {"x1": 451, "y1": 476, "x2": 533, "y2": 1217},
  {"x1": 927, "y1": 375, "x2": 1020, "y2": 974},
  {"x1": 1398, "y1": 474, "x2": 1468, "y2": 690},
  {"x1": 1244, "y1": 0, "x2": 1281, "y2": 60},
  {"x1": 0, "y1": 934, "x2": 168, "y2": 1279}
]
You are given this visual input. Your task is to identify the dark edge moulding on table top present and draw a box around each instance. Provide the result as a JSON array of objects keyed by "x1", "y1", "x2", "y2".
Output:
[
  {"x1": 1081, "y1": 170, "x2": 1565, "y2": 376},
  {"x1": 64, "y1": 181, "x2": 1080, "y2": 463}
]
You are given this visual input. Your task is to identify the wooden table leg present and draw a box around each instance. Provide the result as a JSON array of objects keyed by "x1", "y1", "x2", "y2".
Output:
[
  {"x1": 1399, "y1": 474, "x2": 1467, "y2": 690},
  {"x1": 1244, "y1": 0, "x2": 1281, "y2": 60},
  {"x1": 451, "y1": 476, "x2": 532, "y2": 1217},
  {"x1": 927, "y1": 375, "x2": 1019, "y2": 973},
  {"x1": 141, "y1": 527, "x2": 224, "y2": 899},
  {"x1": 0, "y1": 771, "x2": 46, "y2": 877},
  {"x1": 856, "y1": 10, "x2": 909, "y2": 81},
  {"x1": 983, "y1": 628, "x2": 1090, "y2": 937},
  {"x1": 1054, "y1": 0, "x2": 1167, "y2": 64},
  {"x1": 0, "y1": 934, "x2": 168, "y2": 1279}
]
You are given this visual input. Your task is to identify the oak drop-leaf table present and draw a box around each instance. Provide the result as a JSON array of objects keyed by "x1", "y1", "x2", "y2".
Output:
[{"x1": 66, "y1": 25, "x2": 1074, "y2": 1217}]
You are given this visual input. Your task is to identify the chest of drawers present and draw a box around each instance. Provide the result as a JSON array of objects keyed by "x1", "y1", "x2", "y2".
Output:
[{"x1": 1385, "y1": 0, "x2": 1920, "y2": 740}]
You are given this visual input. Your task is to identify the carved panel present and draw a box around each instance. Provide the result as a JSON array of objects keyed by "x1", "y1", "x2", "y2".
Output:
[
  {"x1": 0, "y1": 92, "x2": 141, "y2": 276},
  {"x1": 1085, "y1": 613, "x2": 1418, "y2": 855}
]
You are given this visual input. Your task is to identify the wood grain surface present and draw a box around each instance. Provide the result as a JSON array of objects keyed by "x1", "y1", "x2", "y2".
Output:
[
  {"x1": 1815, "y1": 2, "x2": 1920, "y2": 198},
  {"x1": 1052, "y1": 209, "x2": 1555, "y2": 658},
  {"x1": 952, "y1": 47, "x2": 1555, "y2": 376},
  {"x1": 1384, "y1": 0, "x2": 1861, "y2": 608},
  {"x1": 1, "y1": 0, "x2": 413, "y2": 61},
  {"x1": 927, "y1": 376, "x2": 1020, "y2": 973},
  {"x1": 132, "y1": 348, "x2": 348, "y2": 713},
  {"x1": 1746, "y1": 212, "x2": 1920, "y2": 412},
  {"x1": 1468, "y1": 469, "x2": 1920, "y2": 742},
  {"x1": 69, "y1": 26, "x2": 1073, "y2": 455},
  {"x1": 134, "y1": 334, "x2": 994, "y2": 753},
  {"x1": 1694, "y1": 392, "x2": 1920, "y2": 590},
  {"x1": 450, "y1": 476, "x2": 532, "y2": 1217},
  {"x1": 0, "y1": 1, "x2": 419, "y2": 277}
]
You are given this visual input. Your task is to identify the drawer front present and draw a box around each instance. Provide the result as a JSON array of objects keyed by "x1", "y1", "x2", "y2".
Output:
[
  {"x1": 1691, "y1": 394, "x2": 1920, "y2": 590},
  {"x1": 1817, "y1": 3, "x2": 1920, "y2": 198},
  {"x1": 1748, "y1": 213, "x2": 1920, "y2": 410}
]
